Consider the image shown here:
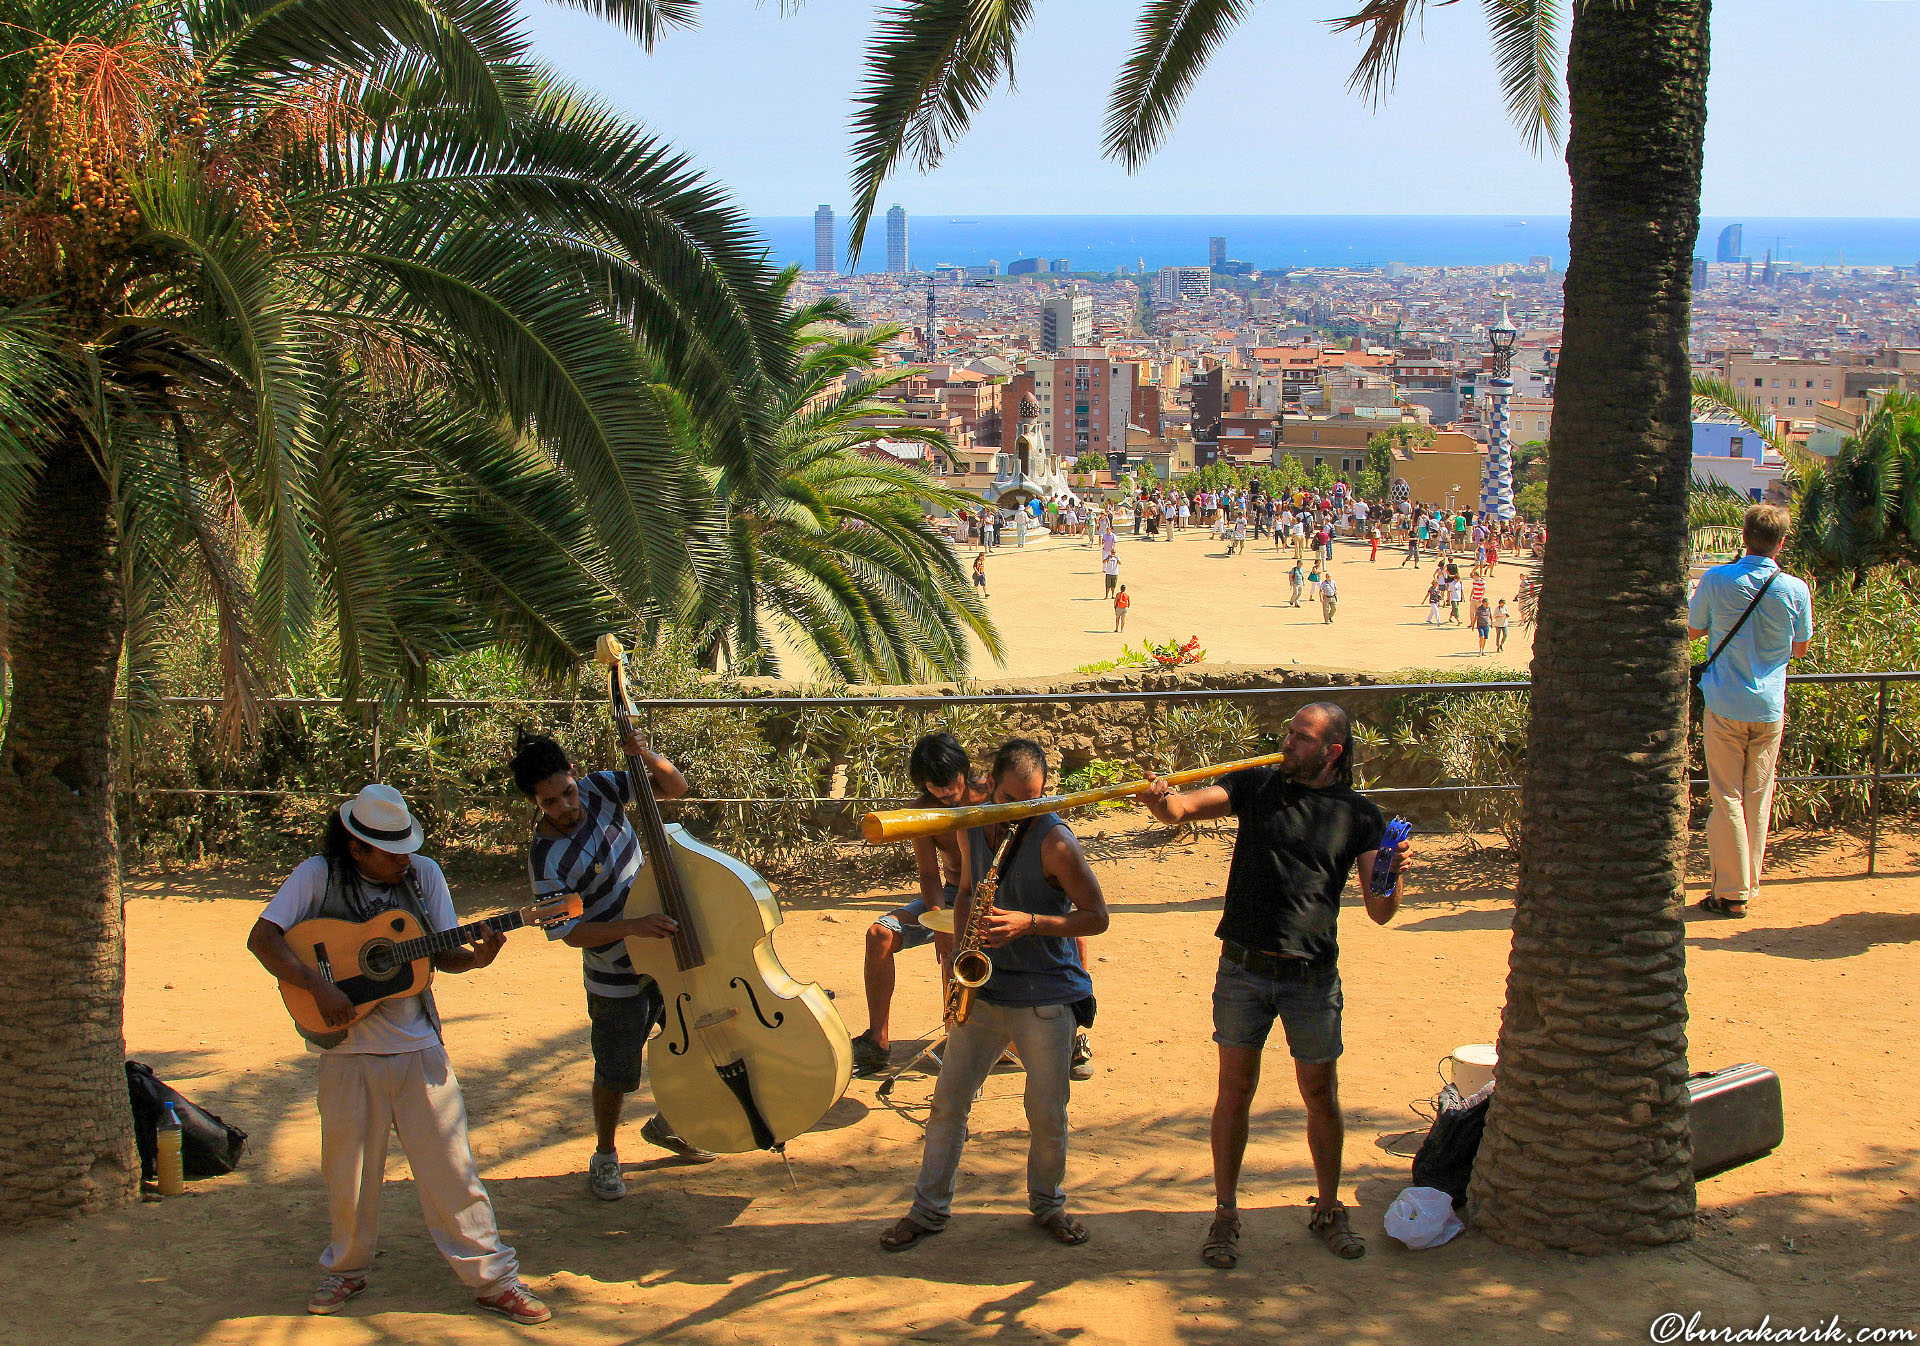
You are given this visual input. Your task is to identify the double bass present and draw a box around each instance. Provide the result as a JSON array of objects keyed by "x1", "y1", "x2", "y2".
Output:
[{"x1": 595, "y1": 635, "x2": 851, "y2": 1155}]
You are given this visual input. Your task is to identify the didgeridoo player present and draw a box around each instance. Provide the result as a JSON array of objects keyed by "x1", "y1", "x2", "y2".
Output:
[{"x1": 1142, "y1": 703, "x2": 1412, "y2": 1269}]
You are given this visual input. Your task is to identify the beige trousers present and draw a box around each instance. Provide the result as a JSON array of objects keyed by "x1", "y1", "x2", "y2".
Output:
[
  {"x1": 316, "y1": 1045, "x2": 517, "y2": 1293},
  {"x1": 1702, "y1": 708, "x2": 1787, "y2": 906}
]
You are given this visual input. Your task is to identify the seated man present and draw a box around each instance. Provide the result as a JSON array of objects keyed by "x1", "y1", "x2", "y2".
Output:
[{"x1": 852, "y1": 733, "x2": 984, "y2": 1075}]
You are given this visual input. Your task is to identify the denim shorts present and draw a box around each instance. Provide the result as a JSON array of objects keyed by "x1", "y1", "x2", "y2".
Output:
[
  {"x1": 587, "y1": 985, "x2": 665, "y2": 1094},
  {"x1": 877, "y1": 885, "x2": 956, "y2": 951},
  {"x1": 1211, "y1": 956, "x2": 1343, "y2": 1062}
]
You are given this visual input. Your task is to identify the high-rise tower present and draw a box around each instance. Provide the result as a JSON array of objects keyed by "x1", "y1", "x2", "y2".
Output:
[
  {"x1": 1209, "y1": 235, "x2": 1226, "y2": 268},
  {"x1": 814, "y1": 204, "x2": 835, "y2": 274},
  {"x1": 886, "y1": 204, "x2": 908, "y2": 275},
  {"x1": 1716, "y1": 223, "x2": 1743, "y2": 264}
]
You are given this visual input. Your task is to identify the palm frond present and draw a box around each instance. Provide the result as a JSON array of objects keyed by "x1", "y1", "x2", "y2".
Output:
[
  {"x1": 845, "y1": 0, "x2": 1034, "y2": 260},
  {"x1": 1326, "y1": 0, "x2": 1428, "y2": 107},
  {"x1": 1483, "y1": 0, "x2": 1563, "y2": 155},
  {"x1": 544, "y1": 0, "x2": 698, "y2": 50},
  {"x1": 1104, "y1": 0, "x2": 1255, "y2": 172}
]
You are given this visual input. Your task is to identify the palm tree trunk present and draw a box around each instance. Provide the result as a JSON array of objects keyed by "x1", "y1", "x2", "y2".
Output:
[
  {"x1": 1467, "y1": 0, "x2": 1710, "y2": 1251},
  {"x1": 0, "y1": 433, "x2": 137, "y2": 1218}
]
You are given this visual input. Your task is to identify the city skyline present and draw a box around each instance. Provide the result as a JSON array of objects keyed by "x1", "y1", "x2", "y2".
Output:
[{"x1": 526, "y1": 0, "x2": 1920, "y2": 220}]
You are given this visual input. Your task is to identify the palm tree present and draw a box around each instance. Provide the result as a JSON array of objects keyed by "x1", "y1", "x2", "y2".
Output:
[
  {"x1": 1793, "y1": 393, "x2": 1920, "y2": 580},
  {"x1": 828, "y1": 0, "x2": 1710, "y2": 1250},
  {"x1": 685, "y1": 289, "x2": 1002, "y2": 680},
  {"x1": 0, "y1": 0, "x2": 791, "y2": 1218}
]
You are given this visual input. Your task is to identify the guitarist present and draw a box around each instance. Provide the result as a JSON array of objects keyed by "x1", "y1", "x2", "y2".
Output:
[
  {"x1": 509, "y1": 727, "x2": 714, "y2": 1200},
  {"x1": 246, "y1": 784, "x2": 550, "y2": 1326}
]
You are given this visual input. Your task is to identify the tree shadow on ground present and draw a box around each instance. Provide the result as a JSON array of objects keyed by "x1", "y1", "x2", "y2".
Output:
[{"x1": 1689, "y1": 911, "x2": 1920, "y2": 959}]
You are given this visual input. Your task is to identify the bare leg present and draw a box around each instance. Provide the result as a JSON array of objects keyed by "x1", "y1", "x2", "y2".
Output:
[
  {"x1": 1211, "y1": 1045, "x2": 1262, "y2": 1210},
  {"x1": 592, "y1": 1083, "x2": 625, "y2": 1154},
  {"x1": 863, "y1": 922, "x2": 904, "y2": 1048},
  {"x1": 1295, "y1": 1060, "x2": 1343, "y2": 1206}
]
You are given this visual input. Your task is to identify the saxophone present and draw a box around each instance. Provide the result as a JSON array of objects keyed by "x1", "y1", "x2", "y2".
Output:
[{"x1": 944, "y1": 821, "x2": 1026, "y2": 1026}]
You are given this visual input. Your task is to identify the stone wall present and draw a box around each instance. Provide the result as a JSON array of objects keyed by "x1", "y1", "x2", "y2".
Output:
[{"x1": 736, "y1": 663, "x2": 1392, "y2": 774}]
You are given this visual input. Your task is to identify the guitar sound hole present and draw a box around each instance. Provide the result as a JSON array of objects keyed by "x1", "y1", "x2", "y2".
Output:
[{"x1": 362, "y1": 941, "x2": 399, "y2": 979}]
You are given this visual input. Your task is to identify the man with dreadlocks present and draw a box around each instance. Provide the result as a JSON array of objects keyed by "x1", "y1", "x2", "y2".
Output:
[{"x1": 1142, "y1": 703, "x2": 1411, "y2": 1271}]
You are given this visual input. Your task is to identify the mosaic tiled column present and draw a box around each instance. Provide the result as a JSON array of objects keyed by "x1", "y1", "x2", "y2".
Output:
[{"x1": 1479, "y1": 375, "x2": 1516, "y2": 520}]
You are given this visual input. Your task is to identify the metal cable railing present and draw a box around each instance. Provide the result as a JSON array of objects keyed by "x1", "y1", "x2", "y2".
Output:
[{"x1": 112, "y1": 670, "x2": 1917, "y2": 875}]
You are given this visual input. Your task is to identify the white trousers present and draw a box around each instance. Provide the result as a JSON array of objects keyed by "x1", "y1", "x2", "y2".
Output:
[{"x1": 316, "y1": 1045, "x2": 517, "y2": 1293}]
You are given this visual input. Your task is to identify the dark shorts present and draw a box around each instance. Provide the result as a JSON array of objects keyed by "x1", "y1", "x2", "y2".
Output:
[
  {"x1": 1211, "y1": 956, "x2": 1343, "y2": 1062},
  {"x1": 587, "y1": 985, "x2": 665, "y2": 1094}
]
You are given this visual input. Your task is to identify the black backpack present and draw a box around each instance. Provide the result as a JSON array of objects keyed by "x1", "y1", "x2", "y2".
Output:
[
  {"x1": 125, "y1": 1060, "x2": 248, "y2": 1181},
  {"x1": 1410, "y1": 1089, "x2": 1491, "y2": 1209}
]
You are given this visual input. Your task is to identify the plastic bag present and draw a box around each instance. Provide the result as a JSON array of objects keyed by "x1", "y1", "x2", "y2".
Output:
[{"x1": 1384, "y1": 1185, "x2": 1465, "y2": 1250}]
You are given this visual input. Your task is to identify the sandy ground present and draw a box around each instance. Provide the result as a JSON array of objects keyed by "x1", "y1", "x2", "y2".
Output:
[
  {"x1": 775, "y1": 527, "x2": 1536, "y2": 680},
  {"x1": 14, "y1": 821, "x2": 1918, "y2": 1345}
]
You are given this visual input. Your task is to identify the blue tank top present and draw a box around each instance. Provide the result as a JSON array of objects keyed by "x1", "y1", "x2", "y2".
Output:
[{"x1": 964, "y1": 813, "x2": 1093, "y2": 1008}]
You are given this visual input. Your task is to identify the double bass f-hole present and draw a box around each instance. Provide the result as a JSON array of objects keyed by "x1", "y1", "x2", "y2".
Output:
[
  {"x1": 731, "y1": 977, "x2": 785, "y2": 1030},
  {"x1": 667, "y1": 992, "x2": 693, "y2": 1056}
]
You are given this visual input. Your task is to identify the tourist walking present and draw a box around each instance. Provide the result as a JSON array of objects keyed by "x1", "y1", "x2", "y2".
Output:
[
  {"x1": 1102, "y1": 550, "x2": 1120, "y2": 598},
  {"x1": 1290, "y1": 561, "x2": 1305, "y2": 607},
  {"x1": 1319, "y1": 572, "x2": 1339, "y2": 624},
  {"x1": 1113, "y1": 584, "x2": 1130, "y2": 632},
  {"x1": 1493, "y1": 599, "x2": 1510, "y2": 653},
  {"x1": 1425, "y1": 579, "x2": 1443, "y2": 626},
  {"x1": 1474, "y1": 599, "x2": 1492, "y2": 654},
  {"x1": 974, "y1": 551, "x2": 988, "y2": 598},
  {"x1": 1687, "y1": 504, "x2": 1814, "y2": 919},
  {"x1": 1447, "y1": 575, "x2": 1464, "y2": 624}
]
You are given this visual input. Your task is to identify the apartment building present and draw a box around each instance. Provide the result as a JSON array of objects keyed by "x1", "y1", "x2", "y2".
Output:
[
  {"x1": 1039, "y1": 292, "x2": 1092, "y2": 352},
  {"x1": 1027, "y1": 347, "x2": 1138, "y2": 461}
]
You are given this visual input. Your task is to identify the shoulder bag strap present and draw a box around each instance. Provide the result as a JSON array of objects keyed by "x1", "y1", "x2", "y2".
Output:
[{"x1": 1701, "y1": 570, "x2": 1781, "y2": 673}]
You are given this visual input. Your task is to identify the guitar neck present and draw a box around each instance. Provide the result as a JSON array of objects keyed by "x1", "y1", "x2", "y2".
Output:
[{"x1": 394, "y1": 909, "x2": 527, "y2": 963}]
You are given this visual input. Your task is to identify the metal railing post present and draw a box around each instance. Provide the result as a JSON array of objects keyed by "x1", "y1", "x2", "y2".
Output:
[{"x1": 1867, "y1": 676, "x2": 1888, "y2": 877}]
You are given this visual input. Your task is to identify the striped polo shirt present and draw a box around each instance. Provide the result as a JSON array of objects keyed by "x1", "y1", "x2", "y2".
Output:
[{"x1": 530, "y1": 770, "x2": 648, "y2": 998}]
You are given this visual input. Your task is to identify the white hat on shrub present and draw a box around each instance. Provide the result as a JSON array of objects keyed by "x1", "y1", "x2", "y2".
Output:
[{"x1": 339, "y1": 784, "x2": 423, "y2": 854}]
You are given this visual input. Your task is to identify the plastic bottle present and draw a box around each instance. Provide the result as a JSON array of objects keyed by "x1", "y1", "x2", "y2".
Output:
[{"x1": 156, "y1": 1102, "x2": 185, "y2": 1196}]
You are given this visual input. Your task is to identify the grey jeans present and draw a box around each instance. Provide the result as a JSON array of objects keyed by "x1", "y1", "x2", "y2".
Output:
[{"x1": 908, "y1": 999, "x2": 1077, "y2": 1228}]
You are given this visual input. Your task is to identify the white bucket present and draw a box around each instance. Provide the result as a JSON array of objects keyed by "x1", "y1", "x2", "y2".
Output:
[{"x1": 1448, "y1": 1043, "x2": 1498, "y2": 1097}]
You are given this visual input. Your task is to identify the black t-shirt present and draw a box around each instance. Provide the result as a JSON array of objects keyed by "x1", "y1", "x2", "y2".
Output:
[{"x1": 1218, "y1": 767, "x2": 1387, "y2": 967}]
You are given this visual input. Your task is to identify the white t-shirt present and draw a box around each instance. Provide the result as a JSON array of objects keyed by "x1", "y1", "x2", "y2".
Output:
[
  {"x1": 1321, "y1": 576, "x2": 1338, "y2": 599},
  {"x1": 1103, "y1": 555, "x2": 1120, "y2": 576},
  {"x1": 1449, "y1": 580, "x2": 1464, "y2": 601},
  {"x1": 262, "y1": 854, "x2": 458, "y2": 1054}
]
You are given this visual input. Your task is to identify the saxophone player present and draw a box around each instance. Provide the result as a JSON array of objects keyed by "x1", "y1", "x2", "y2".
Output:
[{"x1": 880, "y1": 739, "x2": 1109, "y2": 1252}]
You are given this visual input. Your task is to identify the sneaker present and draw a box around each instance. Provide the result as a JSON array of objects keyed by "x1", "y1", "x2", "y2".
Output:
[
  {"x1": 1070, "y1": 1030, "x2": 1094, "y2": 1081},
  {"x1": 476, "y1": 1281, "x2": 553, "y2": 1326},
  {"x1": 307, "y1": 1275, "x2": 366, "y2": 1315},
  {"x1": 587, "y1": 1150, "x2": 625, "y2": 1200},
  {"x1": 641, "y1": 1113, "x2": 718, "y2": 1164}
]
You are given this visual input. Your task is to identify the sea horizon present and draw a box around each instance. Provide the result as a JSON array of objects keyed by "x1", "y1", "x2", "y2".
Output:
[{"x1": 747, "y1": 214, "x2": 1920, "y2": 274}]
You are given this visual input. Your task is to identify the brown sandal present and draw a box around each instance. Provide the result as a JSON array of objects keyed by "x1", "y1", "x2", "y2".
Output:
[
  {"x1": 1201, "y1": 1211, "x2": 1242, "y2": 1268},
  {"x1": 1308, "y1": 1198, "x2": 1366, "y2": 1259},
  {"x1": 879, "y1": 1216, "x2": 942, "y2": 1251},
  {"x1": 1698, "y1": 896, "x2": 1747, "y2": 919},
  {"x1": 1034, "y1": 1211, "x2": 1090, "y2": 1245}
]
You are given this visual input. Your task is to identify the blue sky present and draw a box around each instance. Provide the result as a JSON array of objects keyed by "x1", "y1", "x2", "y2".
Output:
[{"x1": 525, "y1": 0, "x2": 1920, "y2": 219}]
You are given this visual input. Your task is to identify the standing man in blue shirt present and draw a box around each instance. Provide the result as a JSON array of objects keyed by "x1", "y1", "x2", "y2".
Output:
[{"x1": 1687, "y1": 503, "x2": 1815, "y2": 918}]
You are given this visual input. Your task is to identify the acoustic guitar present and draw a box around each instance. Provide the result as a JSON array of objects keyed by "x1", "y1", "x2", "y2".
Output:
[{"x1": 278, "y1": 894, "x2": 582, "y2": 1034}]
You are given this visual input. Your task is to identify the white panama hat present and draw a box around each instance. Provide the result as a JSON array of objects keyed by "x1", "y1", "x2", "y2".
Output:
[{"x1": 339, "y1": 783, "x2": 423, "y2": 854}]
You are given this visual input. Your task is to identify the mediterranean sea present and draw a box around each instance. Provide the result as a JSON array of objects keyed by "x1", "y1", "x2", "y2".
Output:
[{"x1": 747, "y1": 215, "x2": 1920, "y2": 274}]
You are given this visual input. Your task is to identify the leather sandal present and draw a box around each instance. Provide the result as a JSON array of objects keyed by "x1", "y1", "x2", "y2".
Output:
[
  {"x1": 1698, "y1": 896, "x2": 1748, "y2": 918},
  {"x1": 1201, "y1": 1211, "x2": 1242, "y2": 1269},
  {"x1": 879, "y1": 1216, "x2": 942, "y2": 1252},
  {"x1": 1308, "y1": 1198, "x2": 1366, "y2": 1259},
  {"x1": 1034, "y1": 1211, "x2": 1090, "y2": 1246}
]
